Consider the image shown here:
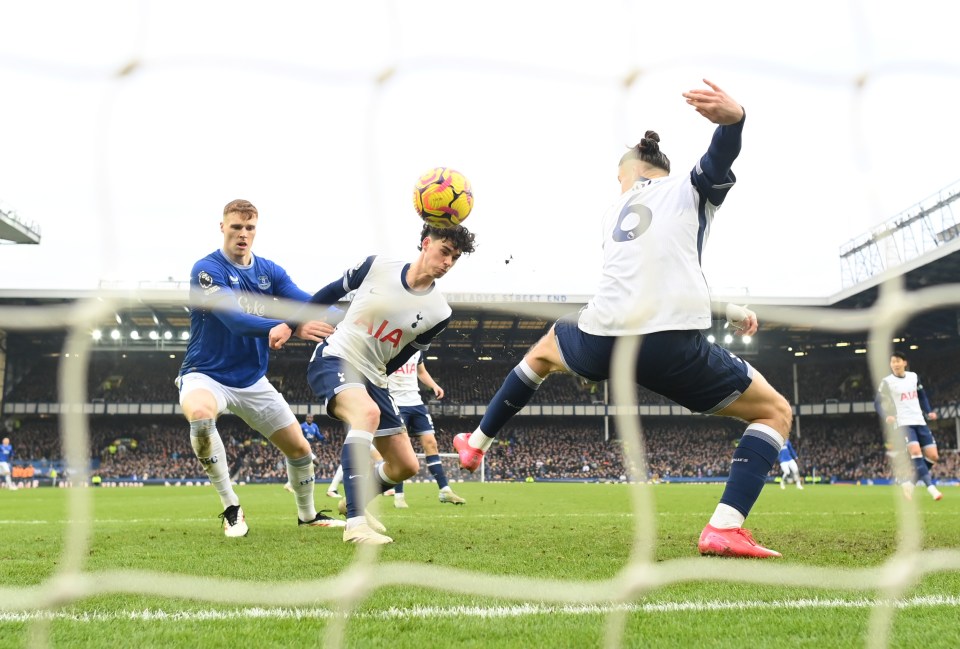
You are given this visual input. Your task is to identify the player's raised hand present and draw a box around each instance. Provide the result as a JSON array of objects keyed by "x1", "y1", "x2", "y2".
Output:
[
  {"x1": 295, "y1": 320, "x2": 334, "y2": 343},
  {"x1": 269, "y1": 323, "x2": 293, "y2": 350},
  {"x1": 682, "y1": 79, "x2": 744, "y2": 125}
]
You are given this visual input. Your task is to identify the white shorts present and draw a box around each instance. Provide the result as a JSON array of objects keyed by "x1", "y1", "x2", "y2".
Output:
[
  {"x1": 0, "y1": 462, "x2": 9, "y2": 477},
  {"x1": 781, "y1": 459, "x2": 799, "y2": 476},
  {"x1": 178, "y1": 373, "x2": 297, "y2": 437}
]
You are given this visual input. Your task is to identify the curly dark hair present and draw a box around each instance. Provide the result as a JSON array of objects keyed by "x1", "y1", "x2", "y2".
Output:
[
  {"x1": 619, "y1": 130, "x2": 670, "y2": 173},
  {"x1": 418, "y1": 223, "x2": 477, "y2": 255}
]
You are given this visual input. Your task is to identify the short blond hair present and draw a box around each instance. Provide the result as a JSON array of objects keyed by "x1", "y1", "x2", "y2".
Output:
[{"x1": 223, "y1": 199, "x2": 258, "y2": 220}]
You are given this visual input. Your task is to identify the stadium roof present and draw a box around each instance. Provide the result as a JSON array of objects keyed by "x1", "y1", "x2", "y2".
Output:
[{"x1": 2, "y1": 245, "x2": 959, "y2": 362}]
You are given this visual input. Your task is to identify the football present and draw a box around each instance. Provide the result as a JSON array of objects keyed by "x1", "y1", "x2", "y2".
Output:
[{"x1": 412, "y1": 167, "x2": 474, "y2": 228}]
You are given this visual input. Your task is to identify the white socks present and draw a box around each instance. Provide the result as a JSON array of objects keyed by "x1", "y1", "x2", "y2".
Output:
[
  {"x1": 286, "y1": 453, "x2": 318, "y2": 522},
  {"x1": 189, "y1": 419, "x2": 238, "y2": 509}
]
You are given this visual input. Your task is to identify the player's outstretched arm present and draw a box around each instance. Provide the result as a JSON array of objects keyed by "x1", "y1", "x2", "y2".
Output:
[{"x1": 682, "y1": 79, "x2": 744, "y2": 125}]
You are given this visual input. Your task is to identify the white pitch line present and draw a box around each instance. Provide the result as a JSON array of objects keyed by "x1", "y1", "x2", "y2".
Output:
[
  {"x1": 1, "y1": 596, "x2": 958, "y2": 623},
  {"x1": 3, "y1": 509, "x2": 959, "y2": 525}
]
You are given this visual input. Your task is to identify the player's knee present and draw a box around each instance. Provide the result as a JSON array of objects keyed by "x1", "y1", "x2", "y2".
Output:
[
  {"x1": 770, "y1": 393, "x2": 793, "y2": 438},
  {"x1": 397, "y1": 458, "x2": 419, "y2": 480},
  {"x1": 356, "y1": 404, "x2": 381, "y2": 432},
  {"x1": 186, "y1": 406, "x2": 217, "y2": 422}
]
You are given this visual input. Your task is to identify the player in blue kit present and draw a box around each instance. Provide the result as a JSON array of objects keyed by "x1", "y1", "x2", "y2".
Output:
[
  {"x1": 876, "y1": 351, "x2": 943, "y2": 501},
  {"x1": 0, "y1": 437, "x2": 15, "y2": 491},
  {"x1": 178, "y1": 199, "x2": 344, "y2": 537},
  {"x1": 455, "y1": 79, "x2": 792, "y2": 558},
  {"x1": 778, "y1": 440, "x2": 803, "y2": 490},
  {"x1": 387, "y1": 351, "x2": 465, "y2": 508},
  {"x1": 271, "y1": 223, "x2": 477, "y2": 544}
]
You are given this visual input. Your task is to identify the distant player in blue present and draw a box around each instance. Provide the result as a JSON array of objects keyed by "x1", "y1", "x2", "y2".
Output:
[
  {"x1": 271, "y1": 223, "x2": 477, "y2": 544},
  {"x1": 301, "y1": 413, "x2": 325, "y2": 443},
  {"x1": 0, "y1": 437, "x2": 15, "y2": 490},
  {"x1": 454, "y1": 80, "x2": 791, "y2": 558},
  {"x1": 777, "y1": 440, "x2": 803, "y2": 490},
  {"x1": 178, "y1": 199, "x2": 344, "y2": 537},
  {"x1": 875, "y1": 351, "x2": 943, "y2": 501}
]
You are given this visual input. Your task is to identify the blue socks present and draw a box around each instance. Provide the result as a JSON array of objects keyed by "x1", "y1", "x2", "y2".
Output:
[
  {"x1": 341, "y1": 430, "x2": 373, "y2": 519},
  {"x1": 720, "y1": 426, "x2": 782, "y2": 517},
  {"x1": 478, "y1": 361, "x2": 544, "y2": 438},
  {"x1": 913, "y1": 456, "x2": 933, "y2": 487},
  {"x1": 426, "y1": 454, "x2": 449, "y2": 489}
]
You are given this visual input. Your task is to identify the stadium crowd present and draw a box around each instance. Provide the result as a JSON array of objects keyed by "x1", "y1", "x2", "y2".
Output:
[
  {"x1": 8, "y1": 348, "x2": 960, "y2": 408},
  {"x1": 4, "y1": 346, "x2": 960, "y2": 484},
  {"x1": 5, "y1": 413, "x2": 957, "y2": 484}
]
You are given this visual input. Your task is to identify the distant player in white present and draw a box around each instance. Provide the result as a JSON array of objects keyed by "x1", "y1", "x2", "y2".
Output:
[
  {"x1": 178, "y1": 199, "x2": 344, "y2": 537},
  {"x1": 875, "y1": 351, "x2": 942, "y2": 501},
  {"x1": 271, "y1": 223, "x2": 476, "y2": 544},
  {"x1": 778, "y1": 440, "x2": 803, "y2": 490},
  {"x1": 0, "y1": 437, "x2": 15, "y2": 490},
  {"x1": 387, "y1": 351, "x2": 465, "y2": 507},
  {"x1": 455, "y1": 79, "x2": 792, "y2": 558}
]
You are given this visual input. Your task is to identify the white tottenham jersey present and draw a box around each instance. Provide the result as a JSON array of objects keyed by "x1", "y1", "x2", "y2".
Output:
[
  {"x1": 878, "y1": 371, "x2": 926, "y2": 426},
  {"x1": 578, "y1": 174, "x2": 718, "y2": 336},
  {"x1": 321, "y1": 258, "x2": 451, "y2": 388},
  {"x1": 388, "y1": 350, "x2": 424, "y2": 407}
]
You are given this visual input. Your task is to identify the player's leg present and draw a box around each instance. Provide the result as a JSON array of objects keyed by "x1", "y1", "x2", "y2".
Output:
[
  {"x1": 904, "y1": 431, "x2": 941, "y2": 500},
  {"x1": 792, "y1": 462, "x2": 804, "y2": 489},
  {"x1": 0, "y1": 462, "x2": 11, "y2": 489},
  {"x1": 228, "y1": 376, "x2": 341, "y2": 528},
  {"x1": 711, "y1": 371, "x2": 791, "y2": 529},
  {"x1": 179, "y1": 374, "x2": 245, "y2": 536},
  {"x1": 456, "y1": 322, "x2": 575, "y2": 470},
  {"x1": 327, "y1": 386, "x2": 394, "y2": 542},
  {"x1": 421, "y1": 432, "x2": 464, "y2": 504},
  {"x1": 639, "y1": 332, "x2": 789, "y2": 558},
  {"x1": 392, "y1": 478, "x2": 407, "y2": 507},
  {"x1": 373, "y1": 433, "x2": 419, "y2": 507},
  {"x1": 268, "y1": 422, "x2": 343, "y2": 527},
  {"x1": 917, "y1": 427, "x2": 942, "y2": 500},
  {"x1": 780, "y1": 461, "x2": 788, "y2": 489},
  {"x1": 327, "y1": 464, "x2": 344, "y2": 497}
]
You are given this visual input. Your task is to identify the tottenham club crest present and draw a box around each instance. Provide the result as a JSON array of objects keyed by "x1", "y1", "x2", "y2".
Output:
[
  {"x1": 198, "y1": 270, "x2": 214, "y2": 289},
  {"x1": 257, "y1": 274, "x2": 271, "y2": 290}
]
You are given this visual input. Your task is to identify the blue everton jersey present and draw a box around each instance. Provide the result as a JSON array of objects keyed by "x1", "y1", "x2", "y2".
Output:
[
  {"x1": 778, "y1": 440, "x2": 797, "y2": 463},
  {"x1": 180, "y1": 249, "x2": 312, "y2": 388},
  {"x1": 0, "y1": 443, "x2": 12, "y2": 463}
]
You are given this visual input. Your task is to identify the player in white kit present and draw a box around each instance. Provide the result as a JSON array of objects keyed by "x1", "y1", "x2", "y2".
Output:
[
  {"x1": 876, "y1": 351, "x2": 942, "y2": 501},
  {"x1": 455, "y1": 79, "x2": 792, "y2": 558},
  {"x1": 387, "y1": 351, "x2": 465, "y2": 507},
  {"x1": 271, "y1": 223, "x2": 476, "y2": 544}
]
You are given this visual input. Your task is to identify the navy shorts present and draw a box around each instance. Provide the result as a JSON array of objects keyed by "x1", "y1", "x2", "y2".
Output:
[
  {"x1": 399, "y1": 404, "x2": 435, "y2": 436},
  {"x1": 554, "y1": 318, "x2": 754, "y2": 414},
  {"x1": 901, "y1": 424, "x2": 936, "y2": 448},
  {"x1": 306, "y1": 349, "x2": 403, "y2": 436}
]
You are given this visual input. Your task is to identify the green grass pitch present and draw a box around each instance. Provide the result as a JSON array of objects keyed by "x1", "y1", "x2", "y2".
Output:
[{"x1": 1, "y1": 482, "x2": 958, "y2": 648}]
